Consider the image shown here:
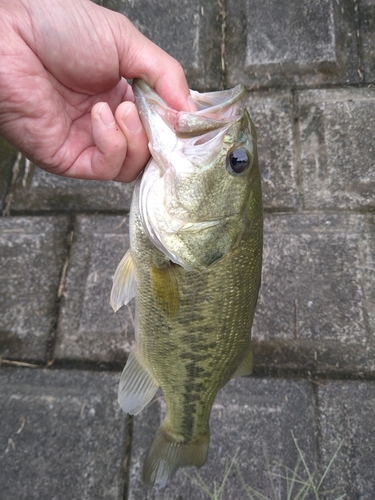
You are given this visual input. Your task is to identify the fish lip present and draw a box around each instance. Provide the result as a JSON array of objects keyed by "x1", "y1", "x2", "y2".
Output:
[
  {"x1": 132, "y1": 78, "x2": 178, "y2": 138},
  {"x1": 132, "y1": 79, "x2": 245, "y2": 112},
  {"x1": 189, "y1": 84, "x2": 246, "y2": 115},
  {"x1": 132, "y1": 79, "x2": 170, "y2": 111},
  {"x1": 132, "y1": 79, "x2": 246, "y2": 138}
]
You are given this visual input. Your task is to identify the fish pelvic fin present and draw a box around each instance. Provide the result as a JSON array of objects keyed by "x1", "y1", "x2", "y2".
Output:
[
  {"x1": 143, "y1": 422, "x2": 210, "y2": 488},
  {"x1": 118, "y1": 349, "x2": 159, "y2": 415},
  {"x1": 110, "y1": 249, "x2": 136, "y2": 312},
  {"x1": 231, "y1": 343, "x2": 253, "y2": 379}
]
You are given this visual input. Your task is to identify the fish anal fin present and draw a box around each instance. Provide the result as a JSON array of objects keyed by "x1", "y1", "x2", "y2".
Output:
[
  {"x1": 110, "y1": 249, "x2": 136, "y2": 312},
  {"x1": 150, "y1": 263, "x2": 179, "y2": 318},
  {"x1": 143, "y1": 422, "x2": 209, "y2": 488},
  {"x1": 231, "y1": 344, "x2": 253, "y2": 379},
  {"x1": 118, "y1": 349, "x2": 159, "y2": 415}
]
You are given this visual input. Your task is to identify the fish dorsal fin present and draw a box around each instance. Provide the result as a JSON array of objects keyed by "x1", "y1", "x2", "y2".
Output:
[
  {"x1": 118, "y1": 349, "x2": 159, "y2": 415},
  {"x1": 150, "y1": 263, "x2": 179, "y2": 318},
  {"x1": 110, "y1": 249, "x2": 136, "y2": 312},
  {"x1": 231, "y1": 344, "x2": 253, "y2": 379}
]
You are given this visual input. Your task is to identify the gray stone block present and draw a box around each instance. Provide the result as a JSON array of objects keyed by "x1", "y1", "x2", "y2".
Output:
[
  {"x1": 0, "y1": 138, "x2": 19, "y2": 213},
  {"x1": 226, "y1": 0, "x2": 360, "y2": 89},
  {"x1": 252, "y1": 213, "x2": 375, "y2": 375},
  {"x1": 363, "y1": 214, "x2": 375, "y2": 338},
  {"x1": 55, "y1": 215, "x2": 135, "y2": 364},
  {"x1": 297, "y1": 88, "x2": 375, "y2": 210},
  {"x1": 0, "y1": 217, "x2": 69, "y2": 361},
  {"x1": 128, "y1": 377, "x2": 316, "y2": 499},
  {"x1": 11, "y1": 163, "x2": 134, "y2": 212},
  {"x1": 246, "y1": 90, "x2": 297, "y2": 210},
  {"x1": 317, "y1": 380, "x2": 375, "y2": 498},
  {"x1": 360, "y1": 0, "x2": 375, "y2": 83},
  {"x1": 0, "y1": 367, "x2": 126, "y2": 500},
  {"x1": 101, "y1": 0, "x2": 222, "y2": 90}
]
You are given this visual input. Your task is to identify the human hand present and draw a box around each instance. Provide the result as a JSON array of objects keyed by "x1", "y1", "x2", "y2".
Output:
[{"x1": 0, "y1": 0, "x2": 194, "y2": 182}]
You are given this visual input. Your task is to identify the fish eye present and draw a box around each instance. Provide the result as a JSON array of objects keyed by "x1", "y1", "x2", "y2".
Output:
[{"x1": 227, "y1": 148, "x2": 249, "y2": 174}]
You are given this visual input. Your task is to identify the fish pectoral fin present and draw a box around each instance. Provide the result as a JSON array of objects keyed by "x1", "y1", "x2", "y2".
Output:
[
  {"x1": 110, "y1": 249, "x2": 136, "y2": 312},
  {"x1": 143, "y1": 422, "x2": 209, "y2": 488},
  {"x1": 231, "y1": 344, "x2": 253, "y2": 379},
  {"x1": 118, "y1": 349, "x2": 159, "y2": 415},
  {"x1": 150, "y1": 263, "x2": 179, "y2": 318}
]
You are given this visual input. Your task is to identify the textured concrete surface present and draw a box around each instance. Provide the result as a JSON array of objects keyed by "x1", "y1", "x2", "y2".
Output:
[
  {"x1": 360, "y1": 0, "x2": 375, "y2": 82},
  {"x1": 226, "y1": 0, "x2": 360, "y2": 89},
  {"x1": 1, "y1": 0, "x2": 374, "y2": 498},
  {"x1": 0, "y1": 368, "x2": 127, "y2": 500},
  {"x1": 298, "y1": 88, "x2": 375, "y2": 210},
  {"x1": 317, "y1": 381, "x2": 375, "y2": 499},
  {"x1": 0, "y1": 138, "x2": 17, "y2": 212},
  {"x1": 253, "y1": 213, "x2": 375, "y2": 375},
  {"x1": 246, "y1": 91, "x2": 297, "y2": 210},
  {"x1": 55, "y1": 215, "x2": 135, "y2": 365},
  {"x1": 0, "y1": 217, "x2": 69, "y2": 362},
  {"x1": 11, "y1": 159, "x2": 134, "y2": 212}
]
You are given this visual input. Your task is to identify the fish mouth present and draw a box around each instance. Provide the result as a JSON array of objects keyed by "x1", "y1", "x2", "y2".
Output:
[
  {"x1": 132, "y1": 79, "x2": 246, "y2": 139},
  {"x1": 176, "y1": 85, "x2": 246, "y2": 137}
]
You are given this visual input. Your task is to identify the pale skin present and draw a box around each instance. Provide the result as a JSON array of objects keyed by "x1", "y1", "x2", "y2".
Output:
[{"x1": 0, "y1": 0, "x2": 195, "y2": 182}]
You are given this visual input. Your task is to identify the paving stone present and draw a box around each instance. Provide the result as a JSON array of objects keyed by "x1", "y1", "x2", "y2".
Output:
[
  {"x1": 0, "y1": 367, "x2": 126, "y2": 500},
  {"x1": 10, "y1": 163, "x2": 134, "y2": 212},
  {"x1": 246, "y1": 90, "x2": 297, "y2": 210},
  {"x1": 55, "y1": 215, "x2": 135, "y2": 365},
  {"x1": 101, "y1": 0, "x2": 222, "y2": 90},
  {"x1": 0, "y1": 217, "x2": 69, "y2": 362},
  {"x1": 363, "y1": 214, "x2": 375, "y2": 337},
  {"x1": 317, "y1": 380, "x2": 375, "y2": 499},
  {"x1": 360, "y1": 0, "x2": 375, "y2": 82},
  {"x1": 0, "y1": 138, "x2": 19, "y2": 213},
  {"x1": 297, "y1": 88, "x2": 375, "y2": 210},
  {"x1": 226, "y1": 0, "x2": 360, "y2": 89},
  {"x1": 128, "y1": 377, "x2": 316, "y2": 499},
  {"x1": 252, "y1": 213, "x2": 375, "y2": 375}
]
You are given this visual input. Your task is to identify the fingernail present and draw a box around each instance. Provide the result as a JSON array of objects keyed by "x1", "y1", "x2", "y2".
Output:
[
  {"x1": 123, "y1": 104, "x2": 142, "y2": 133},
  {"x1": 98, "y1": 103, "x2": 115, "y2": 126}
]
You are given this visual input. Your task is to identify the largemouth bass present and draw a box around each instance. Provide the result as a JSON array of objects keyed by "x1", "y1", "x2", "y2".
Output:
[{"x1": 110, "y1": 79, "x2": 263, "y2": 488}]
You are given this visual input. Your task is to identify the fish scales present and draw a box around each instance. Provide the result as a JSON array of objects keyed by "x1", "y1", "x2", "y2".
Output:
[
  {"x1": 135, "y1": 216, "x2": 261, "y2": 451},
  {"x1": 110, "y1": 79, "x2": 263, "y2": 488}
]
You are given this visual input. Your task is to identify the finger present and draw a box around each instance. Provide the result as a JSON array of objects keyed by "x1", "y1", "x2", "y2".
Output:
[
  {"x1": 113, "y1": 101, "x2": 150, "y2": 183},
  {"x1": 90, "y1": 102, "x2": 128, "y2": 180},
  {"x1": 151, "y1": 60, "x2": 197, "y2": 113},
  {"x1": 116, "y1": 16, "x2": 196, "y2": 112}
]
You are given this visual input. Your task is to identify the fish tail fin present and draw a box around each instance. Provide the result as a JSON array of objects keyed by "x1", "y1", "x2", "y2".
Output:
[{"x1": 142, "y1": 421, "x2": 210, "y2": 488}]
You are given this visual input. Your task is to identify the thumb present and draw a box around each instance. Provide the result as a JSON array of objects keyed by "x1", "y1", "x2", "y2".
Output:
[{"x1": 115, "y1": 15, "x2": 195, "y2": 112}]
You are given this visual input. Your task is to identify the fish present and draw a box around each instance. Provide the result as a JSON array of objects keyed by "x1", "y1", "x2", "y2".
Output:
[{"x1": 110, "y1": 79, "x2": 263, "y2": 488}]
